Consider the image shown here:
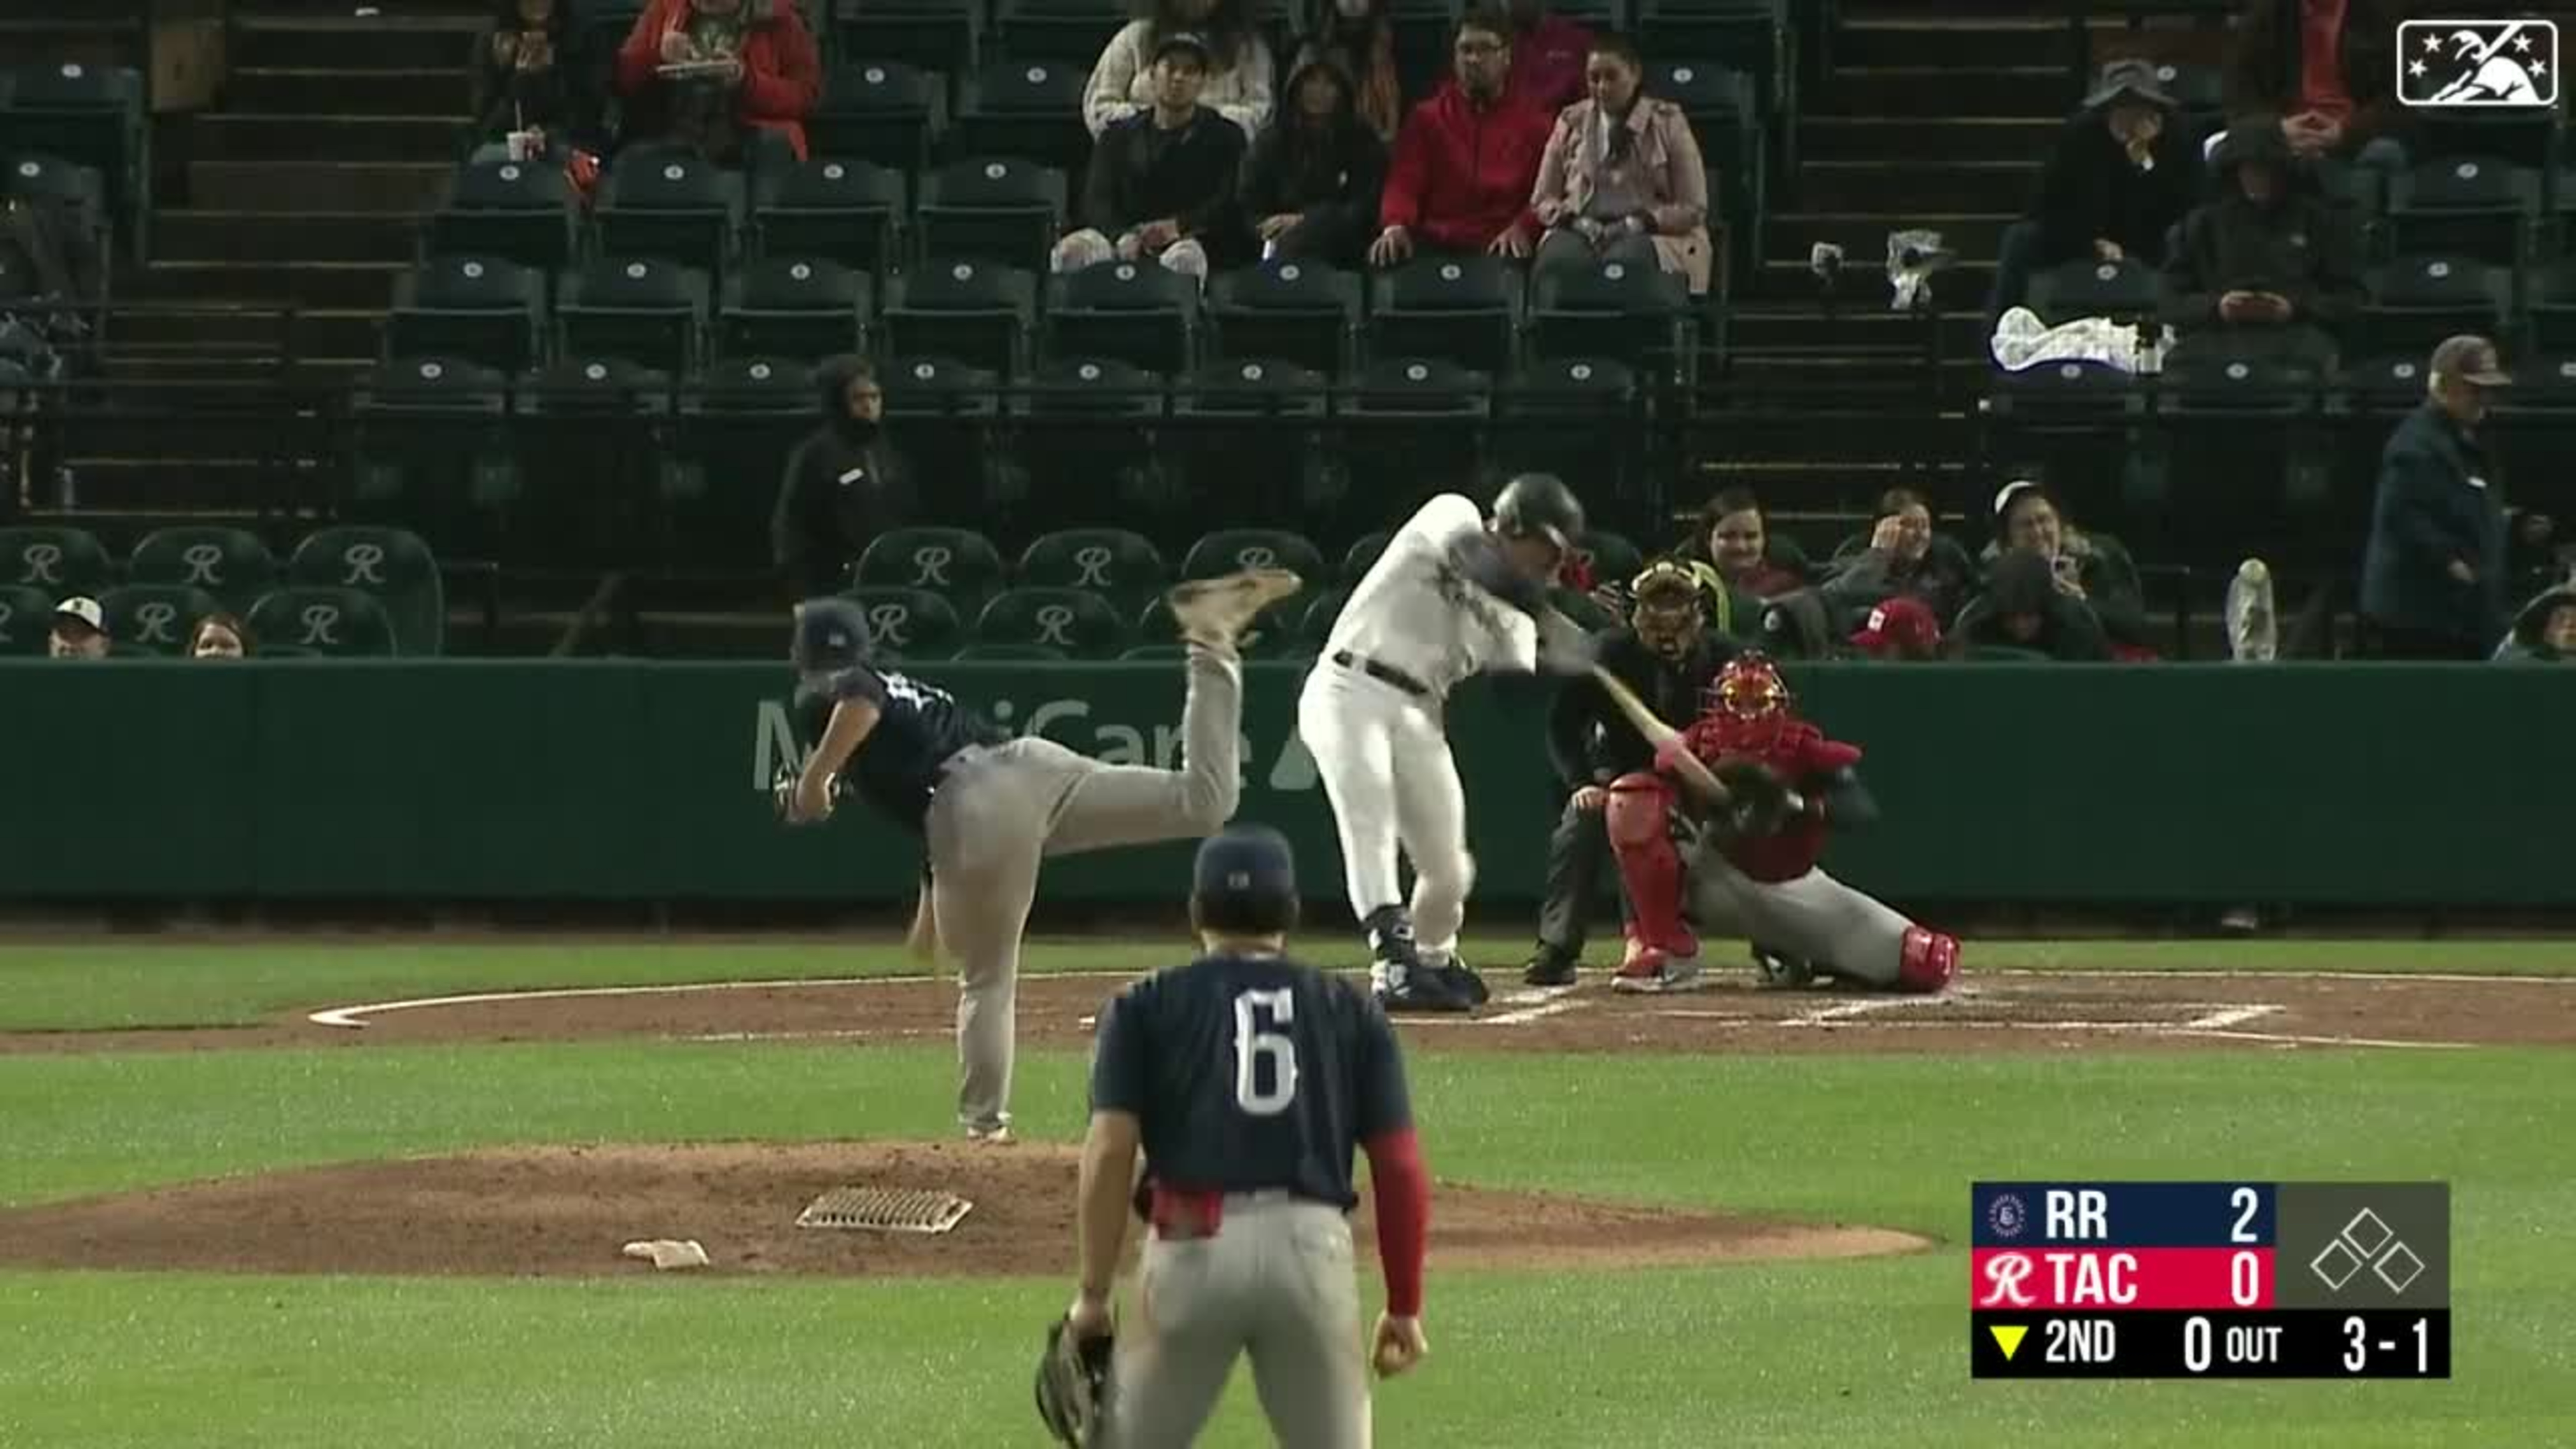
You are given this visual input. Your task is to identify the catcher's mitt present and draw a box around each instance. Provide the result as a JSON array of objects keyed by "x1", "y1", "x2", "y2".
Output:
[
  {"x1": 1707, "y1": 755, "x2": 1801, "y2": 838},
  {"x1": 1034, "y1": 1317, "x2": 1115, "y2": 1447}
]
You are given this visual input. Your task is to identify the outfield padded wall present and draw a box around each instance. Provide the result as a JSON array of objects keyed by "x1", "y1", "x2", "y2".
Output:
[{"x1": 2, "y1": 660, "x2": 2564, "y2": 906}]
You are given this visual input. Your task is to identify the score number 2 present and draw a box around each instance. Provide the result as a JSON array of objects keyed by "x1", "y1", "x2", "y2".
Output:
[{"x1": 2345, "y1": 1316, "x2": 2433, "y2": 1374}]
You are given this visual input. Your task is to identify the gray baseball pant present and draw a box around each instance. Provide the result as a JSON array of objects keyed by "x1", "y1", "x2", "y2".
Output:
[
  {"x1": 1685, "y1": 854, "x2": 1913, "y2": 987},
  {"x1": 1101, "y1": 1195, "x2": 1372, "y2": 1449},
  {"x1": 925, "y1": 647, "x2": 1243, "y2": 1135}
]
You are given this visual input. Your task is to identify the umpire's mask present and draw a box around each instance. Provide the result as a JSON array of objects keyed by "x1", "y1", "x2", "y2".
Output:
[{"x1": 1630, "y1": 560, "x2": 1704, "y2": 662}]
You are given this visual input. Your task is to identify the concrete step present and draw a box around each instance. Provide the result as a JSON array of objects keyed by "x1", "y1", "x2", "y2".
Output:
[
  {"x1": 229, "y1": 17, "x2": 480, "y2": 72},
  {"x1": 1801, "y1": 115, "x2": 2062, "y2": 164},
  {"x1": 154, "y1": 210, "x2": 422, "y2": 265},
  {"x1": 120, "y1": 260, "x2": 406, "y2": 309},
  {"x1": 1740, "y1": 257, "x2": 1999, "y2": 304},
  {"x1": 1823, "y1": 65, "x2": 2076, "y2": 116},
  {"x1": 192, "y1": 112, "x2": 466, "y2": 164},
  {"x1": 190, "y1": 159, "x2": 452, "y2": 214},
  {"x1": 226, "y1": 65, "x2": 471, "y2": 116},
  {"x1": 1799, "y1": 159, "x2": 2038, "y2": 214},
  {"x1": 108, "y1": 306, "x2": 384, "y2": 360},
  {"x1": 1833, "y1": 18, "x2": 2073, "y2": 69},
  {"x1": 1764, "y1": 211, "x2": 2015, "y2": 263}
]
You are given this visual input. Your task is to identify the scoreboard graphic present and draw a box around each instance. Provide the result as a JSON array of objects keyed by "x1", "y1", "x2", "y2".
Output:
[{"x1": 1969, "y1": 1182, "x2": 2450, "y2": 1378}]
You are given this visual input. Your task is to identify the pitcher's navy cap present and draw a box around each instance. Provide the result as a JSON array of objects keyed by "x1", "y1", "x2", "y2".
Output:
[
  {"x1": 791, "y1": 597, "x2": 873, "y2": 674},
  {"x1": 1192, "y1": 824, "x2": 1298, "y2": 935}
]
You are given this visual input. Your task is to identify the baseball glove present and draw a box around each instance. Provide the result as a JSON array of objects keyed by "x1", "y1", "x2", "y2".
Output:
[
  {"x1": 1034, "y1": 1317, "x2": 1115, "y2": 1447},
  {"x1": 1707, "y1": 756, "x2": 1800, "y2": 838}
]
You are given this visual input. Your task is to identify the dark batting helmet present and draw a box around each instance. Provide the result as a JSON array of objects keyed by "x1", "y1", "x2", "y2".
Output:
[{"x1": 1493, "y1": 472, "x2": 1585, "y2": 555}]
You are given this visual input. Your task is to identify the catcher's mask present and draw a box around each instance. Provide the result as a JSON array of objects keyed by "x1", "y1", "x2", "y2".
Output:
[
  {"x1": 1629, "y1": 560, "x2": 1704, "y2": 660},
  {"x1": 1710, "y1": 652, "x2": 1791, "y2": 719}
]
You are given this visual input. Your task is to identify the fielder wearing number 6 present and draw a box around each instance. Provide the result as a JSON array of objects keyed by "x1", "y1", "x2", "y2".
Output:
[{"x1": 1039, "y1": 825, "x2": 1431, "y2": 1448}]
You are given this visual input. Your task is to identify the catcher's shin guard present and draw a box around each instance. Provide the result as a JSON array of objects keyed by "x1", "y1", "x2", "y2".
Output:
[
  {"x1": 1606, "y1": 772, "x2": 1697, "y2": 962},
  {"x1": 1897, "y1": 926, "x2": 1960, "y2": 994}
]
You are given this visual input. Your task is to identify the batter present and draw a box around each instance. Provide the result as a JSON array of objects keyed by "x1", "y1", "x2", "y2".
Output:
[
  {"x1": 779, "y1": 567, "x2": 1303, "y2": 1141},
  {"x1": 1297, "y1": 474, "x2": 1592, "y2": 1013}
]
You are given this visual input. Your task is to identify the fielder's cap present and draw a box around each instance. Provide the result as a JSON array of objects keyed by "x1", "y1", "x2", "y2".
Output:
[
  {"x1": 2432, "y1": 334, "x2": 2511, "y2": 387},
  {"x1": 1151, "y1": 29, "x2": 1214, "y2": 65},
  {"x1": 1192, "y1": 824, "x2": 1298, "y2": 934},
  {"x1": 1850, "y1": 595, "x2": 1941, "y2": 656},
  {"x1": 790, "y1": 596, "x2": 873, "y2": 674},
  {"x1": 52, "y1": 595, "x2": 102, "y2": 633},
  {"x1": 2083, "y1": 57, "x2": 2176, "y2": 111}
]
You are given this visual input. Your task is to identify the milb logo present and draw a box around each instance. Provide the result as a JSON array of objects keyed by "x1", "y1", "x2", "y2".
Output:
[{"x1": 2399, "y1": 20, "x2": 2558, "y2": 107}]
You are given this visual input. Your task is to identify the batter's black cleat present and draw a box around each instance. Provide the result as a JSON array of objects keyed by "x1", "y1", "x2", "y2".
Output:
[
  {"x1": 1365, "y1": 906, "x2": 1469, "y2": 1012},
  {"x1": 1521, "y1": 948, "x2": 1578, "y2": 987},
  {"x1": 1433, "y1": 955, "x2": 1490, "y2": 1006}
]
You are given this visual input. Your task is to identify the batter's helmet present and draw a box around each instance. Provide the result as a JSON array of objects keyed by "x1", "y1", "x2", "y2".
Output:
[{"x1": 1493, "y1": 473, "x2": 1585, "y2": 555}]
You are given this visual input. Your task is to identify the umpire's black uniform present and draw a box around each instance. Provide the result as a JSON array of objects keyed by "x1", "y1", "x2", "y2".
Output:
[{"x1": 1526, "y1": 625, "x2": 1733, "y2": 979}]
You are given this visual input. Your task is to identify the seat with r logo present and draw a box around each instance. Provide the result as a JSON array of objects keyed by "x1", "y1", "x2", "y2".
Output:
[
  {"x1": 0, "y1": 583, "x2": 52, "y2": 654},
  {"x1": 100, "y1": 584, "x2": 220, "y2": 655},
  {"x1": 126, "y1": 527, "x2": 276, "y2": 614},
  {"x1": 288, "y1": 527, "x2": 445, "y2": 656},
  {"x1": 0, "y1": 525, "x2": 110, "y2": 597},
  {"x1": 1015, "y1": 528, "x2": 1167, "y2": 605},
  {"x1": 838, "y1": 586, "x2": 964, "y2": 661},
  {"x1": 973, "y1": 586, "x2": 1128, "y2": 659},
  {"x1": 245, "y1": 586, "x2": 397, "y2": 657},
  {"x1": 855, "y1": 527, "x2": 1006, "y2": 608},
  {"x1": 1180, "y1": 529, "x2": 1325, "y2": 583}
]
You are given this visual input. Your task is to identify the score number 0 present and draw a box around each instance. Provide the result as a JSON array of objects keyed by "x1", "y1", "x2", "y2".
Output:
[{"x1": 2182, "y1": 1187, "x2": 2270, "y2": 1374}]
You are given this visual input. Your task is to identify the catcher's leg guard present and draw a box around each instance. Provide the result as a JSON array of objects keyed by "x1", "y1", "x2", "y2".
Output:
[
  {"x1": 1897, "y1": 926, "x2": 1960, "y2": 994},
  {"x1": 1606, "y1": 772, "x2": 1696, "y2": 965}
]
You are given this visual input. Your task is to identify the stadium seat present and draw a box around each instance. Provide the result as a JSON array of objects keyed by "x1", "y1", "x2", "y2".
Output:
[
  {"x1": 1368, "y1": 256, "x2": 1522, "y2": 375},
  {"x1": 0, "y1": 523, "x2": 110, "y2": 597},
  {"x1": 1528, "y1": 257, "x2": 1691, "y2": 378},
  {"x1": 98, "y1": 583, "x2": 219, "y2": 654},
  {"x1": 856, "y1": 526, "x2": 1009, "y2": 604},
  {"x1": 1206, "y1": 261, "x2": 1360, "y2": 376},
  {"x1": 2, "y1": 63, "x2": 146, "y2": 251},
  {"x1": 1180, "y1": 528, "x2": 1326, "y2": 581},
  {"x1": 882, "y1": 358, "x2": 1010, "y2": 520},
  {"x1": 1045, "y1": 259, "x2": 1198, "y2": 376},
  {"x1": 974, "y1": 585, "x2": 1129, "y2": 658},
  {"x1": 1573, "y1": 531, "x2": 1643, "y2": 588},
  {"x1": 245, "y1": 586, "x2": 398, "y2": 657},
  {"x1": 840, "y1": 585, "x2": 965, "y2": 660},
  {"x1": 2335, "y1": 353, "x2": 2441, "y2": 418},
  {"x1": 995, "y1": 0, "x2": 1126, "y2": 65},
  {"x1": 831, "y1": 2, "x2": 976, "y2": 89},
  {"x1": 882, "y1": 261, "x2": 1036, "y2": 377},
  {"x1": 0, "y1": 583, "x2": 51, "y2": 654},
  {"x1": 1017, "y1": 528, "x2": 1168, "y2": 600},
  {"x1": 1494, "y1": 355, "x2": 1639, "y2": 489},
  {"x1": 807, "y1": 62, "x2": 948, "y2": 175},
  {"x1": 1340, "y1": 532, "x2": 1391, "y2": 583},
  {"x1": 668, "y1": 357, "x2": 815, "y2": 533},
  {"x1": 385, "y1": 256, "x2": 547, "y2": 374},
  {"x1": 350, "y1": 357, "x2": 516, "y2": 512},
  {"x1": 954, "y1": 640, "x2": 1068, "y2": 661},
  {"x1": 753, "y1": 158, "x2": 903, "y2": 276},
  {"x1": 2358, "y1": 256, "x2": 2508, "y2": 360},
  {"x1": 2026, "y1": 256, "x2": 2163, "y2": 324},
  {"x1": 1171, "y1": 358, "x2": 1331, "y2": 523},
  {"x1": 914, "y1": 158, "x2": 1066, "y2": 276},
  {"x1": 883, "y1": 354, "x2": 1004, "y2": 417},
  {"x1": 3, "y1": 153, "x2": 109, "y2": 286},
  {"x1": 126, "y1": 526, "x2": 276, "y2": 614},
  {"x1": 288, "y1": 526, "x2": 446, "y2": 656},
  {"x1": 426, "y1": 160, "x2": 579, "y2": 273},
  {"x1": 1349, "y1": 355, "x2": 1491, "y2": 414},
  {"x1": 2385, "y1": 156, "x2": 2536, "y2": 267},
  {"x1": 1180, "y1": 356, "x2": 1329, "y2": 416},
  {"x1": 717, "y1": 256, "x2": 869, "y2": 362},
  {"x1": 2528, "y1": 261, "x2": 2576, "y2": 352},
  {"x1": 593, "y1": 147, "x2": 744, "y2": 283},
  {"x1": 1648, "y1": 59, "x2": 1763, "y2": 266},
  {"x1": 952, "y1": 60, "x2": 1091, "y2": 177},
  {"x1": 555, "y1": 258, "x2": 709, "y2": 374}
]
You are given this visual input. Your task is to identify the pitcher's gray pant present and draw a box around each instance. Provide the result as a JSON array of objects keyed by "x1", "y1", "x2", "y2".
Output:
[
  {"x1": 1101, "y1": 1196, "x2": 1371, "y2": 1449},
  {"x1": 926, "y1": 648, "x2": 1242, "y2": 1134},
  {"x1": 1685, "y1": 854, "x2": 1913, "y2": 987}
]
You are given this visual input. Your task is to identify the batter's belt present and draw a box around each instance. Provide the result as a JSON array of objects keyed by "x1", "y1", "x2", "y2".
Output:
[{"x1": 1329, "y1": 650, "x2": 1431, "y2": 698}]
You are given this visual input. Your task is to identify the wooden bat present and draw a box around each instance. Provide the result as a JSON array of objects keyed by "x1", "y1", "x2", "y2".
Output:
[{"x1": 1587, "y1": 664, "x2": 1735, "y2": 808}]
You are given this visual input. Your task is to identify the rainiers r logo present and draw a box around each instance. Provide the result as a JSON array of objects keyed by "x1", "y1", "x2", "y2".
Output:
[
  {"x1": 1980, "y1": 1253, "x2": 2038, "y2": 1308},
  {"x1": 2399, "y1": 20, "x2": 2558, "y2": 108}
]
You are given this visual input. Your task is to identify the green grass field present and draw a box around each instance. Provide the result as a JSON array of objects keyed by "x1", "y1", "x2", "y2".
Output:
[{"x1": 1, "y1": 938, "x2": 2571, "y2": 1447}]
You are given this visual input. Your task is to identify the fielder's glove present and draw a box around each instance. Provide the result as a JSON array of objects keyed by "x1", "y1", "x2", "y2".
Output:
[
  {"x1": 1707, "y1": 756, "x2": 1800, "y2": 839},
  {"x1": 1034, "y1": 1316, "x2": 1115, "y2": 1447}
]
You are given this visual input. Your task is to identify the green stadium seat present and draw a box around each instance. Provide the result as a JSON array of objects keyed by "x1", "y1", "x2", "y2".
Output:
[
  {"x1": 856, "y1": 526, "x2": 1008, "y2": 604},
  {"x1": 246, "y1": 586, "x2": 398, "y2": 658},
  {"x1": 841, "y1": 585, "x2": 964, "y2": 660},
  {"x1": 974, "y1": 585, "x2": 1129, "y2": 658},
  {"x1": 883, "y1": 260, "x2": 1036, "y2": 378},
  {"x1": 1573, "y1": 531, "x2": 1643, "y2": 588},
  {"x1": 126, "y1": 527, "x2": 276, "y2": 614},
  {"x1": 1180, "y1": 528, "x2": 1326, "y2": 582},
  {"x1": 427, "y1": 161, "x2": 579, "y2": 274},
  {"x1": 951, "y1": 62, "x2": 1091, "y2": 179},
  {"x1": 387, "y1": 255, "x2": 548, "y2": 375},
  {"x1": 1368, "y1": 256, "x2": 1522, "y2": 376},
  {"x1": 594, "y1": 147, "x2": 744, "y2": 285},
  {"x1": 288, "y1": 527, "x2": 445, "y2": 656},
  {"x1": 718, "y1": 256, "x2": 869, "y2": 363},
  {"x1": 350, "y1": 356, "x2": 517, "y2": 514},
  {"x1": 827, "y1": 15, "x2": 973, "y2": 100},
  {"x1": 953, "y1": 640, "x2": 1067, "y2": 661},
  {"x1": 1017, "y1": 528, "x2": 1168, "y2": 602},
  {"x1": 669, "y1": 359, "x2": 816, "y2": 550},
  {"x1": 754, "y1": 158, "x2": 904, "y2": 276},
  {"x1": 807, "y1": 62, "x2": 948, "y2": 175},
  {"x1": 1340, "y1": 532, "x2": 1390, "y2": 583},
  {"x1": 0, "y1": 583, "x2": 52, "y2": 654},
  {"x1": 1044, "y1": 259, "x2": 1198, "y2": 376},
  {"x1": 1528, "y1": 258, "x2": 1692, "y2": 381},
  {"x1": 99, "y1": 583, "x2": 219, "y2": 655},
  {"x1": 3, "y1": 63, "x2": 147, "y2": 254},
  {"x1": 996, "y1": 0, "x2": 1125, "y2": 66},
  {"x1": 556, "y1": 257, "x2": 710, "y2": 374},
  {"x1": 1206, "y1": 262, "x2": 1359, "y2": 376},
  {"x1": 915, "y1": 158, "x2": 1066, "y2": 276},
  {"x1": 0, "y1": 524, "x2": 109, "y2": 596}
]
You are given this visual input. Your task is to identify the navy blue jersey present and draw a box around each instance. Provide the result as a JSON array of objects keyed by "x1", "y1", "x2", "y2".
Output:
[
  {"x1": 1089, "y1": 953, "x2": 1413, "y2": 1211},
  {"x1": 798, "y1": 662, "x2": 1005, "y2": 833}
]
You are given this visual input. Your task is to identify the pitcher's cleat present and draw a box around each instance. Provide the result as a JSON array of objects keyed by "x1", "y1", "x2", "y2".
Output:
[{"x1": 1168, "y1": 569, "x2": 1305, "y2": 650}]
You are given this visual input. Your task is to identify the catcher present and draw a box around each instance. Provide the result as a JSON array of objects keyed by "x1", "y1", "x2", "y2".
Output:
[{"x1": 1604, "y1": 653, "x2": 1961, "y2": 994}]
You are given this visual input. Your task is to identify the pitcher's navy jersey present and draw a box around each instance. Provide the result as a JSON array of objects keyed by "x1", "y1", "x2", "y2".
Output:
[
  {"x1": 798, "y1": 662, "x2": 1006, "y2": 832},
  {"x1": 1089, "y1": 953, "x2": 1413, "y2": 1211}
]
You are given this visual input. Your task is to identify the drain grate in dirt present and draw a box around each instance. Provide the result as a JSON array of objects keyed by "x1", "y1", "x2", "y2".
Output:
[{"x1": 795, "y1": 1186, "x2": 974, "y2": 1235}]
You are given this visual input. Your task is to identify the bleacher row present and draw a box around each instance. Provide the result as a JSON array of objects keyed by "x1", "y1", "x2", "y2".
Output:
[
  {"x1": 0, "y1": 62, "x2": 145, "y2": 256},
  {"x1": 0, "y1": 525, "x2": 445, "y2": 658}
]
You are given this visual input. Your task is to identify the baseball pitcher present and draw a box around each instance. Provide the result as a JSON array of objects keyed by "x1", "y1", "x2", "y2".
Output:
[
  {"x1": 779, "y1": 567, "x2": 1304, "y2": 1143},
  {"x1": 1052, "y1": 825, "x2": 1432, "y2": 1449},
  {"x1": 1297, "y1": 474, "x2": 1594, "y2": 1014},
  {"x1": 1605, "y1": 653, "x2": 1962, "y2": 994}
]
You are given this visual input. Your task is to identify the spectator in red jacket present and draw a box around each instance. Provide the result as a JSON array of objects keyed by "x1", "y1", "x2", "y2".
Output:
[
  {"x1": 1369, "y1": 6, "x2": 1554, "y2": 267},
  {"x1": 614, "y1": 0, "x2": 821, "y2": 173},
  {"x1": 1505, "y1": 0, "x2": 1592, "y2": 113}
]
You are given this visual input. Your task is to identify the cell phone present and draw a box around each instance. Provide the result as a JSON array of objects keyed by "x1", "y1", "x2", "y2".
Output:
[{"x1": 2051, "y1": 554, "x2": 2078, "y2": 581}]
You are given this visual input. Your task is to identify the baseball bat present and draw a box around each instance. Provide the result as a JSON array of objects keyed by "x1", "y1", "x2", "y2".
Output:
[{"x1": 1587, "y1": 664, "x2": 1735, "y2": 807}]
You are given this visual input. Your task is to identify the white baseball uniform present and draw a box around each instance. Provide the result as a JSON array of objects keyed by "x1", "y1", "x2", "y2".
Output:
[{"x1": 1297, "y1": 494, "x2": 1538, "y2": 961}]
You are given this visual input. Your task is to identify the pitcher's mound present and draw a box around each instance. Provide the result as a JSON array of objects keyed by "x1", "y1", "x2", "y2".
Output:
[{"x1": 0, "y1": 1141, "x2": 1929, "y2": 1279}]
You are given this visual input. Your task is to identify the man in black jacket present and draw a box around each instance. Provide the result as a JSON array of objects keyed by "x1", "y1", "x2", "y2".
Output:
[
  {"x1": 1050, "y1": 31, "x2": 1249, "y2": 282},
  {"x1": 2361, "y1": 335, "x2": 2511, "y2": 659},
  {"x1": 1987, "y1": 60, "x2": 2204, "y2": 326},
  {"x1": 2163, "y1": 117, "x2": 2362, "y2": 365},
  {"x1": 1522, "y1": 560, "x2": 1732, "y2": 986},
  {"x1": 770, "y1": 356, "x2": 914, "y2": 600}
]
